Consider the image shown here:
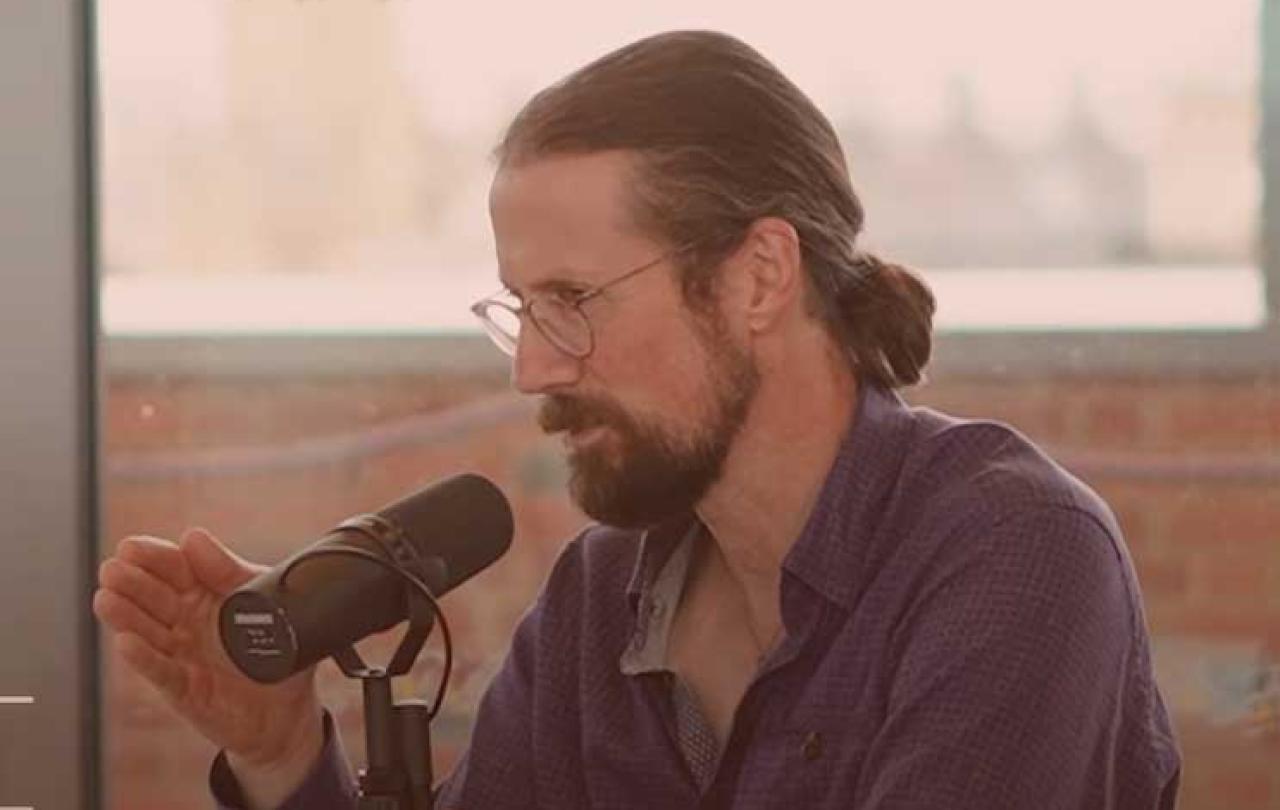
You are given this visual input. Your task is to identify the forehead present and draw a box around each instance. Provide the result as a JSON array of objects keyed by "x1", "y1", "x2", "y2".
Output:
[{"x1": 489, "y1": 151, "x2": 656, "y2": 290}]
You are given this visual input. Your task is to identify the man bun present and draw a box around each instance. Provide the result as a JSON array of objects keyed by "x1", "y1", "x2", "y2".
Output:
[{"x1": 831, "y1": 253, "x2": 935, "y2": 388}]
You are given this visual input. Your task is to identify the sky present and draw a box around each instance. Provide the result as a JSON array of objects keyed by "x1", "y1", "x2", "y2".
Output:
[{"x1": 98, "y1": 0, "x2": 1258, "y2": 149}]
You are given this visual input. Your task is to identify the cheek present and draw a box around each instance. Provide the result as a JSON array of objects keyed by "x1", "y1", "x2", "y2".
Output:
[{"x1": 585, "y1": 317, "x2": 718, "y2": 425}]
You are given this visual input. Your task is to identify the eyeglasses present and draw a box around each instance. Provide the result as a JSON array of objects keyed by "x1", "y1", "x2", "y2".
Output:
[{"x1": 470, "y1": 241, "x2": 700, "y2": 359}]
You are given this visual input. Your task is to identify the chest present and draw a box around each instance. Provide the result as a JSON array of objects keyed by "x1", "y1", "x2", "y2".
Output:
[
  {"x1": 576, "y1": 601, "x2": 890, "y2": 809},
  {"x1": 665, "y1": 566, "x2": 788, "y2": 746},
  {"x1": 667, "y1": 600, "x2": 762, "y2": 743}
]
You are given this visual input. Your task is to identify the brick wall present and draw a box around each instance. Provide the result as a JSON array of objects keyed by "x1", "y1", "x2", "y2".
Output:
[{"x1": 101, "y1": 370, "x2": 1280, "y2": 808}]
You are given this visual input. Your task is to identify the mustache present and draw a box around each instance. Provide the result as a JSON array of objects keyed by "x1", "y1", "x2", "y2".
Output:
[{"x1": 538, "y1": 394, "x2": 631, "y2": 434}]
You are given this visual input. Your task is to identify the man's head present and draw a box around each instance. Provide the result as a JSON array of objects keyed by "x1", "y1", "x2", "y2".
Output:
[
  {"x1": 487, "y1": 150, "x2": 761, "y2": 528},
  {"x1": 484, "y1": 31, "x2": 935, "y2": 527}
]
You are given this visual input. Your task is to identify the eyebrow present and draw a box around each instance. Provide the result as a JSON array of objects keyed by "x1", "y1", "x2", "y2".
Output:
[{"x1": 501, "y1": 272, "x2": 592, "y2": 300}]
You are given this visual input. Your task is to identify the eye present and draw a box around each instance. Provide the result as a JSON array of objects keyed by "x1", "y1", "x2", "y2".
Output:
[{"x1": 544, "y1": 282, "x2": 591, "y2": 304}]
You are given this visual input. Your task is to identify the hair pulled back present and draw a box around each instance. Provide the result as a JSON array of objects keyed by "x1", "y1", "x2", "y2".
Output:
[{"x1": 496, "y1": 30, "x2": 935, "y2": 388}]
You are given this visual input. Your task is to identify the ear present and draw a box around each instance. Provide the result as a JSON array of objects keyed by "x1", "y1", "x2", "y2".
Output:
[{"x1": 722, "y1": 217, "x2": 804, "y2": 334}]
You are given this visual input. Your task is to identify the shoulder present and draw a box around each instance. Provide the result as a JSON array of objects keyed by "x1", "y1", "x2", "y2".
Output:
[
  {"x1": 492, "y1": 523, "x2": 645, "y2": 689},
  {"x1": 887, "y1": 406, "x2": 1135, "y2": 615},
  {"x1": 544, "y1": 523, "x2": 645, "y2": 593},
  {"x1": 908, "y1": 406, "x2": 1109, "y2": 514},
  {"x1": 523, "y1": 522, "x2": 644, "y2": 638},
  {"x1": 899, "y1": 406, "x2": 1120, "y2": 539}
]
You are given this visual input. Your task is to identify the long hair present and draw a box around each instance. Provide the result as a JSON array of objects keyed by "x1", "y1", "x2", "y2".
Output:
[{"x1": 496, "y1": 30, "x2": 934, "y2": 388}]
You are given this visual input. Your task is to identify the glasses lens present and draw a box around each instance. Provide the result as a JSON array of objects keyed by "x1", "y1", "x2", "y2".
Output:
[
  {"x1": 532, "y1": 298, "x2": 592, "y2": 358},
  {"x1": 473, "y1": 300, "x2": 520, "y2": 356}
]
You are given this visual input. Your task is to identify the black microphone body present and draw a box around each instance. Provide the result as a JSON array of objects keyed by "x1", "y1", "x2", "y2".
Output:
[{"x1": 219, "y1": 473, "x2": 513, "y2": 684}]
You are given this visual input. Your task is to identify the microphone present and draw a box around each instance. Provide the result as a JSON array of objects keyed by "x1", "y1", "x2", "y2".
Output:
[{"x1": 218, "y1": 473, "x2": 513, "y2": 684}]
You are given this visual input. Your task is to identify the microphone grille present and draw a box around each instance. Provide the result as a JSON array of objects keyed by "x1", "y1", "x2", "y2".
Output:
[{"x1": 377, "y1": 473, "x2": 513, "y2": 594}]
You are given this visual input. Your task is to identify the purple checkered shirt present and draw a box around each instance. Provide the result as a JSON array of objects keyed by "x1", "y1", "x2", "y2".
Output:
[{"x1": 211, "y1": 382, "x2": 1181, "y2": 809}]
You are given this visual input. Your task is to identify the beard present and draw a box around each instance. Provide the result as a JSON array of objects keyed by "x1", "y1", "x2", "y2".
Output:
[{"x1": 537, "y1": 329, "x2": 759, "y2": 529}]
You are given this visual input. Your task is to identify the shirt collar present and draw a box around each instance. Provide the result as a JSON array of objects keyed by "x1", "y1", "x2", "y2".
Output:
[
  {"x1": 781, "y1": 382, "x2": 917, "y2": 609},
  {"x1": 626, "y1": 511, "x2": 697, "y2": 611},
  {"x1": 619, "y1": 522, "x2": 701, "y2": 675}
]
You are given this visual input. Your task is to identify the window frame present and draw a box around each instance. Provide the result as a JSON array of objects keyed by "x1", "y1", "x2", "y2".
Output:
[
  {"x1": 67, "y1": 3, "x2": 1278, "y2": 808},
  {"x1": 0, "y1": 0, "x2": 101, "y2": 808}
]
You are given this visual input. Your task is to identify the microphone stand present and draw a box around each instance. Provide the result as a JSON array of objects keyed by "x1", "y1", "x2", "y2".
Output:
[
  {"x1": 277, "y1": 518, "x2": 455, "y2": 810},
  {"x1": 331, "y1": 574, "x2": 439, "y2": 810}
]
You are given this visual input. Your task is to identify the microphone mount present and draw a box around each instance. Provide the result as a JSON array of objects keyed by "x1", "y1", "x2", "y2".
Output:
[{"x1": 280, "y1": 533, "x2": 452, "y2": 810}]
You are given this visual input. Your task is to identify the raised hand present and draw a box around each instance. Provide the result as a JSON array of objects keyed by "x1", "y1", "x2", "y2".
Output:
[{"x1": 94, "y1": 528, "x2": 324, "y2": 785}]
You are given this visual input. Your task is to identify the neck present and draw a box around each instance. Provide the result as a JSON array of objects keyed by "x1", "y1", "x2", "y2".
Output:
[{"x1": 694, "y1": 341, "x2": 859, "y2": 629}]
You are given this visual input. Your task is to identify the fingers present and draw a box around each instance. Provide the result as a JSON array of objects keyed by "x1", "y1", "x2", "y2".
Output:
[
  {"x1": 97, "y1": 557, "x2": 182, "y2": 627},
  {"x1": 115, "y1": 632, "x2": 187, "y2": 703},
  {"x1": 112, "y1": 535, "x2": 196, "y2": 593},
  {"x1": 180, "y1": 527, "x2": 261, "y2": 596},
  {"x1": 93, "y1": 587, "x2": 177, "y2": 655},
  {"x1": 96, "y1": 535, "x2": 191, "y2": 653}
]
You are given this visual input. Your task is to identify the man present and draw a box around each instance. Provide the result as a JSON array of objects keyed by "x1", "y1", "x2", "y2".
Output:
[{"x1": 94, "y1": 30, "x2": 1181, "y2": 809}]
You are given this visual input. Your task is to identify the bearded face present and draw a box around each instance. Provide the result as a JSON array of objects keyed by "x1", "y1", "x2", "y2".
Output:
[{"x1": 538, "y1": 322, "x2": 759, "y2": 528}]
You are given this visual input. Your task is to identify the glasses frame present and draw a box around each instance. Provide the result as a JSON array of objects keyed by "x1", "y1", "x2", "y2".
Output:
[{"x1": 470, "y1": 240, "x2": 702, "y2": 360}]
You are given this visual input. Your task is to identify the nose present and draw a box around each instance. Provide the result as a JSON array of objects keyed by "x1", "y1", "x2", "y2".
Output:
[{"x1": 511, "y1": 321, "x2": 582, "y2": 394}]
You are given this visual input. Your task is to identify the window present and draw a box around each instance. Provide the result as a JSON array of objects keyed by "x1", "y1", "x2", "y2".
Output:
[{"x1": 91, "y1": 2, "x2": 1279, "y2": 808}]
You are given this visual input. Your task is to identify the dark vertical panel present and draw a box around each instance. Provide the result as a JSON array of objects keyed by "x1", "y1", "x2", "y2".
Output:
[{"x1": 0, "y1": 0, "x2": 99, "y2": 807}]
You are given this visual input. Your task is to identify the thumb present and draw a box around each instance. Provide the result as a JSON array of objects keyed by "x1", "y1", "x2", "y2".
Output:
[{"x1": 179, "y1": 527, "x2": 261, "y2": 596}]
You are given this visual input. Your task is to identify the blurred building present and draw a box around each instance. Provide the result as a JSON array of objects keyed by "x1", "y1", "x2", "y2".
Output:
[
  {"x1": 106, "y1": 1, "x2": 460, "y2": 276},
  {"x1": 100, "y1": 13, "x2": 1256, "y2": 279},
  {"x1": 846, "y1": 79, "x2": 1148, "y2": 269},
  {"x1": 1146, "y1": 83, "x2": 1258, "y2": 264}
]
